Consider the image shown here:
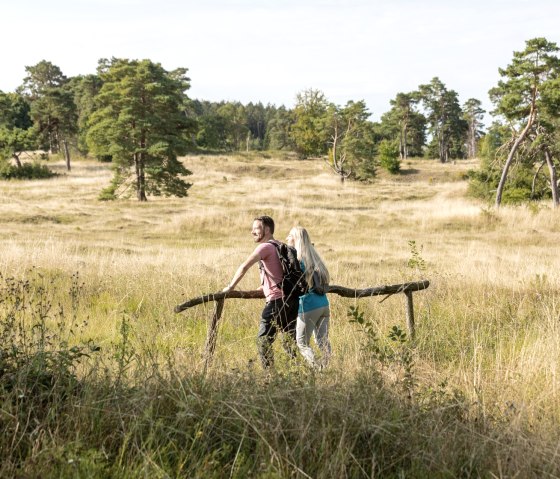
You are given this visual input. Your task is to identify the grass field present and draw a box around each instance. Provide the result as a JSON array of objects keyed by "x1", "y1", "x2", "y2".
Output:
[{"x1": 0, "y1": 153, "x2": 559, "y2": 478}]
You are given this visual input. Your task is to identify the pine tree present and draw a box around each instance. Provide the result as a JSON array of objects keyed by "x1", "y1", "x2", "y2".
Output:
[
  {"x1": 87, "y1": 58, "x2": 194, "y2": 201},
  {"x1": 463, "y1": 99, "x2": 485, "y2": 159},
  {"x1": 489, "y1": 37, "x2": 560, "y2": 207},
  {"x1": 19, "y1": 61, "x2": 77, "y2": 170},
  {"x1": 418, "y1": 77, "x2": 467, "y2": 162},
  {"x1": 290, "y1": 89, "x2": 329, "y2": 158}
]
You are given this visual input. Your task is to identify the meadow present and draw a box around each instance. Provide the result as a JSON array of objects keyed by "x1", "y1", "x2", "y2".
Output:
[{"x1": 0, "y1": 153, "x2": 559, "y2": 478}]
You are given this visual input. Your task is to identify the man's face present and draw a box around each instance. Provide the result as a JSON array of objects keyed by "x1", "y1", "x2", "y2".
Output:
[{"x1": 252, "y1": 220, "x2": 266, "y2": 243}]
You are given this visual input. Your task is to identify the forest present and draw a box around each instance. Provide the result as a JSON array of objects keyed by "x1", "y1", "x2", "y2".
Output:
[{"x1": 1, "y1": 37, "x2": 559, "y2": 207}]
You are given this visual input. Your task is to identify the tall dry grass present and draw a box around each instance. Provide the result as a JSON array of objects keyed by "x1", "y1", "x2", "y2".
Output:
[{"x1": 0, "y1": 153, "x2": 559, "y2": 477}]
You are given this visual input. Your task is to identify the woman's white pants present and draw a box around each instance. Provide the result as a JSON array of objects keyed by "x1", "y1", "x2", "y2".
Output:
[{"x1": 296, "y1": 305, "x2": 331, "y2": 368}]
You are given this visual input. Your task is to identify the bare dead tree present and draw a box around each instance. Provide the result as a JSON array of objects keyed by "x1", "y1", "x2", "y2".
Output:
[{"x1": 326, "y1": 114, "x2": 352, "y2": 182}]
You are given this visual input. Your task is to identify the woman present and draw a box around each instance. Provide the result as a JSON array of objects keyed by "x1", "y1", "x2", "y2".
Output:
[{"x1": 286, "y1": 226, "x2": 331, "y2": 369}]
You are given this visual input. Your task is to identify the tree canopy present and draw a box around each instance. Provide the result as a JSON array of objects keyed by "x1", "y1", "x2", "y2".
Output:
[
  {"x1": 487, "y1": 37, "x2": 560, "y2": 206},
  {"x1": 87, "y1": 58, "x2": 194, "y2": 201},
  {"x1": 5, "y1": 37, "x2": 560, "y2": 203}
]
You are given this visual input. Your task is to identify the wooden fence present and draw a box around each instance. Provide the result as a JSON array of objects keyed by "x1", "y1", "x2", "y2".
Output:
[{"x1": 174, "y1": 280, "x2": 430, "y2": 369}]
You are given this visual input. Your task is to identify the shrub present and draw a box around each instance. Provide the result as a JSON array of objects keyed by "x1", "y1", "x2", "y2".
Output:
[
  {"x1": 0, "y1": 161, "x2": 57, "y2": 180},
  {"x1": 98, "y1": 186, "x2": 117, "y2": 201},
  {"x1": 467, "y1": 168, "x2": 497, "y2": 201},
  {"x1": 378, "y1": 139, "x2": 400, "y2": 174}
]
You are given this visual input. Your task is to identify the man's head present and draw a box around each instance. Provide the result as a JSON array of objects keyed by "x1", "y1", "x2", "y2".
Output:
[{"x1": 252, "y1": 215, "x2": 274, "y2": 243}]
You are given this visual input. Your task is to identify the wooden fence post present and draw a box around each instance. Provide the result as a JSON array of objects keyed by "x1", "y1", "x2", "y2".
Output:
[
  {"x1": 175, "y1": 280, "x2": 429, "y2": 367},
  {"x1": 204, "y1": 298, "x2": 224, "y2": 371},
  {"x1": 404, "y1": 290, "x2": 415, "y2": 340}
]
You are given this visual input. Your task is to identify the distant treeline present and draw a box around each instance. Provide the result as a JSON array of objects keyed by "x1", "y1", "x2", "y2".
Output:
[{"x1": 1, "y1": 37, "x2": 559, "y2": 205}]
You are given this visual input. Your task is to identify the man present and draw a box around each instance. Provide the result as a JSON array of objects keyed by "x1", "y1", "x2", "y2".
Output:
[{"x1": 223, "y1": 215, "x2": 299, "y2": 368}]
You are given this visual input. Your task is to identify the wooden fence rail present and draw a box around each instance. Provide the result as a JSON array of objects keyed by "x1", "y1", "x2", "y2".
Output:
[{"x1": 174, "y1": 280, "x2": 429, "y2": 369}]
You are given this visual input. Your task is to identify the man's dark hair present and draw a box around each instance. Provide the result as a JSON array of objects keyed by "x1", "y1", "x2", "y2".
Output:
[{"x1": 254, "y1": 215, "x2": 275, "y2": 234}]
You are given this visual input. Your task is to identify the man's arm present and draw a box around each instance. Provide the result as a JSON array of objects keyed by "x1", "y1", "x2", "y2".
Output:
[{"x1": 223, "y1": 250, "x2": 261, "y2": 292}]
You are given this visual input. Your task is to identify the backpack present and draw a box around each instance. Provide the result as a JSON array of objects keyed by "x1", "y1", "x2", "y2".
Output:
[{"x1": 268, "y1": 240, "x2": 308, "y2": 299}]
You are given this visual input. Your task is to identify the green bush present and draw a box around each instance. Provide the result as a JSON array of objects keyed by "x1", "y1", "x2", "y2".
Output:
[
  {"x1": 502, "y1": 187, "x2": 533, "y2": 204},
  {"x1": 0, "y1": 161, "x2": 57, "y2": 180},
  {"x1": 98, "y1": 186, "x2": 117, "y2": 201},
  {"x1": 378, "y1": 139, "x2": 400, "y2": 174},
  {"x1": 467, "y1": 162, "x2": 541, "y2": 204},
  {"x1": 467, "y1": 169, "x2": 497, "y2": 201}
]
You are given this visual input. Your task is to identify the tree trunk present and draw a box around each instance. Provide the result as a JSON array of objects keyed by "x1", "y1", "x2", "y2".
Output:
[
  {"x1": 466, "y1": 120, "x2": 475, "y2": 158},
  {"x1": 327, "y1": 119, "x2": 352, "y2": 182},
  {"x1": 138, "y1": 165, "x2": 147, "y2": 202},
  {"x1": 438, "y1": 132, "x2": 446, "y2": 163},
  {"x1": 495, "y1": 110, "x2": 536, "y2": 207},
  {"x1": 62, "y1": 139, "x2": 71, "y2": 171},
  {"x1": 470, "y1": 121, "x2": 477, "y2": 158},
  {"x1": 544, "y1": 148, "x2": 559, "y2": 207},
  {"x1": 531, "y1": 161, "x2": 545, "y2": 199},
  {"x1": 403, "y1": 123, "x2": 409, "y2": 159},
  {"x1": 12, "y1": 153, "x2": 22, "y2": 168},
  {"x1": 332, "y1": 126, "x2": 338, "y2": 169},
  {"x1": 51, "y1": 129, "x2": 60, "y2": 154},
  {"x1": 399, "y1": 124, "x2": 409, "y2": 160},
  {"x1": 134, "y1": 152, "x2": 147, "y2": 201}
]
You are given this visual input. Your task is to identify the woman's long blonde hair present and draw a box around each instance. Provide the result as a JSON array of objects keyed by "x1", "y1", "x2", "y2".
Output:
[{"x1": 289, "y1": 226, "x2": 330, "y2": 289}]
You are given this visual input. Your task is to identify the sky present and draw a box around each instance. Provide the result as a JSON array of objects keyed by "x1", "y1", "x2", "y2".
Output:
[{"x1": 3, "y1": 0, "x2": 560, "y2": 122}]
